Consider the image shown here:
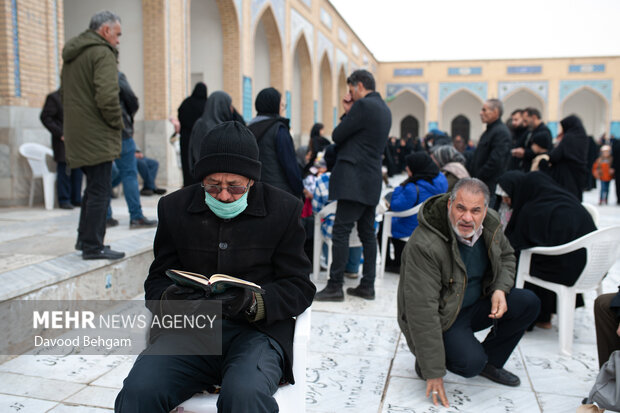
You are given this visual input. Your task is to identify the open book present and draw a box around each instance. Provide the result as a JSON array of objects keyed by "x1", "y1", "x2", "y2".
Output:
[{"x1": 165, "y1": 269, "x2": 265, "y2": 295}]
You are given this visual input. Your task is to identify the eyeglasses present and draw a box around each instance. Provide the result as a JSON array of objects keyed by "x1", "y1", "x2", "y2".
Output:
[{"x1": 201, "y1": 182, "x2": 250, "y2": 195}]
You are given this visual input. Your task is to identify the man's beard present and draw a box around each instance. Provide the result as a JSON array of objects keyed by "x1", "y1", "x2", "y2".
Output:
[{"x1": 451, "y1": 219, "x2": 477, "y2": 239}]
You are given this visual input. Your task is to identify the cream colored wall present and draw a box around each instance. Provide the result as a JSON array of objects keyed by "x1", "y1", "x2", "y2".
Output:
[{"x1": 378, "y1": 56, "x2": 620, "y2": 137}]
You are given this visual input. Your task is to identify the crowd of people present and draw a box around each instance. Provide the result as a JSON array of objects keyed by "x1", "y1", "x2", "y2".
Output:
[{"x1": 32, "y1": 9, "x2": 619, "y2": 412}]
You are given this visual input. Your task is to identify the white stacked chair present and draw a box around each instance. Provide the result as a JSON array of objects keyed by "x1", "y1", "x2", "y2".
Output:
[
  {"x1": 19, "y1": 142, "x2": 56, "y2": 210},
  {"x1": 515, "y1": 226, "x2": 620, "y2": 356}
]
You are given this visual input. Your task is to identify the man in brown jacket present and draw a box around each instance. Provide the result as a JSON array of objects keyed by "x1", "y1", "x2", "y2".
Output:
[{"x1": 61, "y1": 10, "x2": 124, "y2": 260}]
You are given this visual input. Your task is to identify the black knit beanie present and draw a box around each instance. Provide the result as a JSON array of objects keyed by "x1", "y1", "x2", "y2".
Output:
[
  {"x1": 193, "y1": 121, "x2": 261, "y2": 181},
  {"x1": 255, "y1": 87, "x2": 282, "y2": 116}
]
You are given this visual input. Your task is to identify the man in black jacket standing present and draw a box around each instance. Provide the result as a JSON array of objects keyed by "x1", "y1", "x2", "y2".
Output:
[
  {"x1": 469, "y1": 99, "x2": 511, "y2": 208},
  {"x1": 315, "y1": 70, "x2": 392, "y2": 301},
  {"x1": 40, "y1": 89, "x2": 83, "y2": 209},
  {"x1": 512, "y1": 107, "x2": 552, "y2": 172}
]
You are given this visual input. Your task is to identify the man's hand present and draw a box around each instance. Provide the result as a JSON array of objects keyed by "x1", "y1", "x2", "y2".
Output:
[
  {"x1": 342, "y1": 93, "x2": 353, "y2": 114},
  {"x1": 218, "y1": 288, "x2": 255, "y2": 321},
  {"x1": 511, "y1": 147, "x2": 525, "y2": 158},
  {"x1": 135, "y1": 151, "x2": 144, "y2": 159},
  {"x1": 489, "y1": 290, "x2": 508, "y2": 319},
  {"x1": 426, "y1": 377, "x2": 449, "y2": 407},
  {"x1": 616, "y1": 321, "x2": 620, "y2": 337},
  {"x1": 162, "y1": 284, "x2": 205, "y2": 300}
]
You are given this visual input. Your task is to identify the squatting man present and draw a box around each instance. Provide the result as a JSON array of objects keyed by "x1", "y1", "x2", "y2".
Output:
[
  {"x1": 115, "y1": 121, "x2": 315, "y2": 413},
  {"x1": 397, "y1": 178, "x2": 541, "y2": 407}
]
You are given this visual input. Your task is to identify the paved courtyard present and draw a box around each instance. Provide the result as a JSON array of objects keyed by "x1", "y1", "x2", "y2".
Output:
[{"x1": 0, "y1": 180, "x2": 618, "y2": 413}]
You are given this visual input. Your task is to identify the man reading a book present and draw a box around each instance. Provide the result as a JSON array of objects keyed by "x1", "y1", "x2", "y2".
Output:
[{"x1": 115, "y1": 121, "x2": 316, "y2": 413}]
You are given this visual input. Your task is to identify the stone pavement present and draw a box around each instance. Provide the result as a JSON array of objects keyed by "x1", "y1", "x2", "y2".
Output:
[{"x1": 0, "y1": 181, "x2": 618, "y2": 413}]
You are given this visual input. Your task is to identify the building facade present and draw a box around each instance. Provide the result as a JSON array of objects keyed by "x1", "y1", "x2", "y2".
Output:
[
  {"x1": 378, "y1": 58, "x2": 620, "y2": 143},
  {"x1": 0, "y1": 0, "x2": 618, "y2": 207}
]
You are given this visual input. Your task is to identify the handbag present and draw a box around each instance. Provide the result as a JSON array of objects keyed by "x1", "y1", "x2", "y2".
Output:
[{"x1": 585, "y1": 350, "x2": 620, "y2": 411}]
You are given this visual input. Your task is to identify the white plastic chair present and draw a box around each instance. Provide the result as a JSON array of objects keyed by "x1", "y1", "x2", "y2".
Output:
[
  {"x1": 18, "y1": 142, "x2": 56, "y2": 210},
  {"x1": 379, "y1": 203, "x2": 422, "y2": 278},
  {"x1": 311, "y1": 201, "x2": 362, "y2": 281},
  {"x1": 515, "y1": 226, "x2": 620, "y2": 356},
  {"x1": 581, "y1": 202, "x2": 599, "y2": 226},
  {"x1": 174, "y1": 308, "x2": 311, "y2": 413}
]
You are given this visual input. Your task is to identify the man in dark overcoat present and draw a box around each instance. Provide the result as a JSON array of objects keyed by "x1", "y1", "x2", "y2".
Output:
[
  {"x1": 314, "y1": 69, "x2": 392, "y2": 301},
  {"x1": 115, "y1": 121, "x2": 316, "y2": 413},
  {"x1": 40, "y1": 89, "x2": 83, "y2": 209},
  {"x1": 468, "y1": 99, "x2": 511, "y2": 208}
]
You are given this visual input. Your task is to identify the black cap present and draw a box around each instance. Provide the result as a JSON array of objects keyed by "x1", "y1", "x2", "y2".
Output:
[{"x1": 193, "y1": 121, "x2": 261, "y2": 181}]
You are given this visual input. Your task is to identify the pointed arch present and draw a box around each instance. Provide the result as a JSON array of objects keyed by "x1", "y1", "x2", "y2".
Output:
[
  {"x1": 291, "y1": 34, "x2": 313, "y2": 145},
  {"x1": 561, "y1": 87, "x2": 608, "y2": 137},
  {"x1": 319, "y1": 52, "x2": 333, "y2": 135},
  {"x1": 441, "y1": 89, "x2": 484, "y2": 142},
  {"x1": 503, "y1": 88, "x2": 545, "y2": 121},
  {"x1": 190, "y1": 0, "x2": 241, "y2": 104},
  {"x1": 387, "y1": 90, "x2": 426, "y2": 138},
  {"x1": 253, "y1": 4, "x2": 284, "y2": 100}
]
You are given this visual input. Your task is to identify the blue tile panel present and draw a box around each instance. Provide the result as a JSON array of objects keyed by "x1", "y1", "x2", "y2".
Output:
[
  {"x1": 243, "y1": 76, "x2": 252, "y2": 122},
  {"x1": 559, "y1": 79, "x2": 612, "y2": 102},
  {"x1": 333, "y1": 107, "x2": 338, "y2": 129},
  {"x1": 448, "y1": 67, "x2": 482, "y2": 76},
  {"x1": 428, "y1": 121, "x2": 438, "y2": 131},
  {"x1": 507, "y1": 65, "x2": 542, "y2": 74},
  {"x1": 385, "y1": 83, "x2": 428, "y2": 102},
  {"x1": 394, "y1": 68, "x2": 423, "y2": 77},
  {"x1": 610, "y1": 122, "x2": 620, "y2": 138},
  {"x1": 314, "y1": 100, "x2": 318, "y2": 124},
  {"x1": 569, "y1": 64, "x2": 605, "y2": 73},
  {"x1": 547, "y1": 121, "x2": 558, "y2": 138},
  {"x1": 286, "y1": 91, "x2": 291, "y2": 120},
  {"x1": 439, "y1": 82, "x2": 487, "y2": 104},
  {"x1": 11, "y1": 0, "x2": 20, "y2": 97},
  {"x1": 498, "y1": 81, "x2": 548, "y2": 102}
]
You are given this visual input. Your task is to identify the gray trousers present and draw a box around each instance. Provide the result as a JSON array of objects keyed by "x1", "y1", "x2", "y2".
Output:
[{"x1": 115, "y1": 321, "x2": 284, "y2": 413}]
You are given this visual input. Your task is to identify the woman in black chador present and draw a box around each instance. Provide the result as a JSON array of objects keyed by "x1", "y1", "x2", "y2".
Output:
[
  {"x1": 177, "y1": 82, "x2": 207, "y2": 187},
  {"x1": 542, "y1": 115, "x2": 589, "y2": 201},
  {"x1": 497, "y1": 170, "x2": 596, "y2": 328}
]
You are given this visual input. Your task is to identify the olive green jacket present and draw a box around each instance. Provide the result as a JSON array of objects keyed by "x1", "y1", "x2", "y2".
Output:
[
  {"x1": 397, "y1": 193, "x2": 515, "y2": 380},
  {"x1": 61, "y1": 30, "x2": 122, "y2": 168}
]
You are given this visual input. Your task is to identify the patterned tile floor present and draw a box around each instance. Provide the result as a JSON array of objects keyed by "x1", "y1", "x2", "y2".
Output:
[{"x1": 0, "y1": 180, "x2": 618, "y2": 412}]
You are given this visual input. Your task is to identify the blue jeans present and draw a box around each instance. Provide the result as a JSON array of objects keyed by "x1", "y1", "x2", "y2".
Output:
[
  {"x1": 137, "y1": 156, "x2": 159, "y2": 190},
  {"x1": 113, "y1": 138, "x2": 144, "y2": 221},
  {"x1": 600, "y1": 180, "x2": 610, "y2": 202}
]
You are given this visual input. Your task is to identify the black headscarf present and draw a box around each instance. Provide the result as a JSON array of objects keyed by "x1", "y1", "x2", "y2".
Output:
[
  {"x1": 188, "y1": 91, "x2": 233, "y2": 173},
  {"x1": 255, "y1": 87, "x2": 282, "y2": 116},
  {"x1": 401, "y1": 152, "x2": 440, "y2": 186},
  {"x1": 178, "y1": 82, "x2": 207, "y2": 135},
  {"x1": 498, "y1": 170, "x2": 596, "y2": 279}
]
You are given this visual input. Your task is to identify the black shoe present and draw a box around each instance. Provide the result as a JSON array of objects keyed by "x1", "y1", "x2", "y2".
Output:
[
  {"x1": 59, "y1": 203, "x2": 74, "y2": 210},
  {"x1": 106, "y1": 218, "x2": 119, "y2": 228},
  {"x1": 582, "y1": 397, "x2": 589, "y2": 405},
  {"x1": 71, "y1": 201, "x2": 82, "y2": 207},
  {"x1": 75, "y1": 241, "x2": 110, "y2": 251},
  {"x1": 82, "y1": 248, "x2": 125, "y2": 260},
  {"x1": 130, "y1": 217, "x2": 158, "y2": 229},
  {"x1": 140, "y1": 188, "x2": 154, "y2": 196},
  {"x1": 153, "y1": 187, "x2": 167, "y2": 195},
  {"x1": 385, "y1": 265, "x2": 401, "y2": 274},
  {"x1": 415, "y1": 360, "x2": 424, "y2": 380},
  {"x1": 346, "y1": 284, "x2": 375, "y2": 300},
  {"x1": 479, "y1": 363, "x2": 520, "y2": 387},
  {"x1": 314, "y1": 284, "x2": 344, "y2": 302}
]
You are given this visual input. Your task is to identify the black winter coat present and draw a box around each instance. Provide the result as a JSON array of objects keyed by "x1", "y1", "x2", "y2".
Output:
[
  {"x1": 118, "y1": 72, "x2": 139, "y2": 140},
  {"x1": 144, "y1": 182, "x2": 316, "y2": 383},
  {"x1": 329, "y1": 91, "x2": 392, "y2": 206},
  {"x1": 40, "y1": 90, "x2": 65, "y2": 162},
  {"x1": 469, "y1": 119, "x2": 511, "y2": 194}
]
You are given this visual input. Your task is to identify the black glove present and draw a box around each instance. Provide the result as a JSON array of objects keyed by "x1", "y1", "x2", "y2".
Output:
[
  {"x1": 161, "y1": 284, "x2": 206, "y2": 301},
  {"x1": 218, "y1": 288, "x2": 255, "y2": 321}
]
